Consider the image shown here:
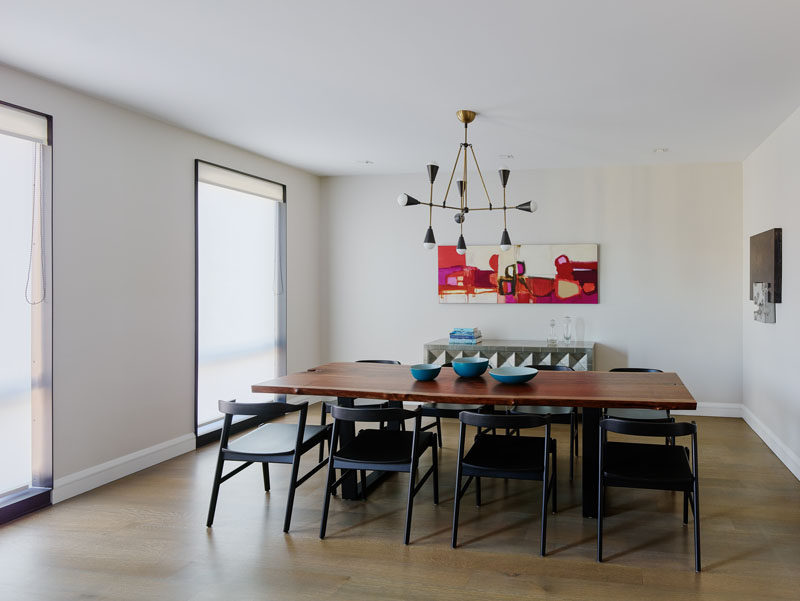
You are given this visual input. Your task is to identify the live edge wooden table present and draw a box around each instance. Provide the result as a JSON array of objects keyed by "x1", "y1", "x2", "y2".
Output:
[{"x1": 252, "y1": 362, "x2": 697, "y2": 518}]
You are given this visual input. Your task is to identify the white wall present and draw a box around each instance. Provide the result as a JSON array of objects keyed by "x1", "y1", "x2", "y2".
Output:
[
  {"x1": 0, "y1": 64, "x2": 323, "y2": 501},
  {"x1": 743, "y1": 106, "x2": 800, "y2": 479},
  {"x1": 321, "y1": 163, "x2": 742, "y2": 412}
]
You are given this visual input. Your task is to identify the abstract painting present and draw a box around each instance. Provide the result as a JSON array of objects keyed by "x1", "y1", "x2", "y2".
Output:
[{"x1": 438, "y1": 244, "x2": 598, "y2": 304}]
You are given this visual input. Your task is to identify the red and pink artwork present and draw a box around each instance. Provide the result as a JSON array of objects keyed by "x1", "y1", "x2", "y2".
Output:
[{"x1": 438, "y1": 244, "x2": 598, "y2": 304}]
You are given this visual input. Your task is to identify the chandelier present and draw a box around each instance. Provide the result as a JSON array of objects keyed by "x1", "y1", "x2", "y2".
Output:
[{"x1": 397, "y1": 109, "x2": 536, "y2": 254}]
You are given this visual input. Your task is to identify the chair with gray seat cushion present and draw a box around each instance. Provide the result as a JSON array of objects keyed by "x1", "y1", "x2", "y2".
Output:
[
  {"x1": 207, "y1": 399, "x2": 331, "y2": 532},
  {"x1": 510, "y1": 364, "x2": 579, "y2": 481}
]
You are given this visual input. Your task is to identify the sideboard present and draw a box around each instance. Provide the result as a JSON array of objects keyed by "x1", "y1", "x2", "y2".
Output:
[{"x1": 423, "y1": 338, "x2": 595, "y2": 371}]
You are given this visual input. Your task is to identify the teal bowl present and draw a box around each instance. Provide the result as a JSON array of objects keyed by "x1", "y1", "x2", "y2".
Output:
[
  {"x1": 452, "y1": 356, "x2": 489, "y2": 378},
  {"x1": 489, "y1": 366, "x2": 538, "y2": 384},
  {"x1": 410, "y1": 363, "x2": 441, "y2": 381}
]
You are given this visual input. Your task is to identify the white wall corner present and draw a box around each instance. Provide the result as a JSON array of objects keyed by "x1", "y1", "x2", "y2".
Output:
[
  {"x1": 742, "y1": 406, "x2": 800, "y2": 481},
  {"x1": 672, "y1": 402, "x2": 742, "y2": 418},
  {"x1": 52, "y1": 433, "x2": 196, "y2": 504}
]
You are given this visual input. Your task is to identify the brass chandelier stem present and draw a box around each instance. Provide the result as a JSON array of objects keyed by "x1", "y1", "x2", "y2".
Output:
[
  {"x1": 441, "y1": 145, "x2": 462, "y2": 208},
  {"x1": 469, "y1": 145, "x2": 493, "y2": 210}
]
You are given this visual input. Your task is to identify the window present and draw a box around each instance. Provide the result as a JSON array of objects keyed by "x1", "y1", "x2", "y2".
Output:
[
  {"x1": 195, "y1": 161, "x2": 286, "y2": 442},
  {"x1": 0, "y1": 101, "x2": 53, "y2": 523}
]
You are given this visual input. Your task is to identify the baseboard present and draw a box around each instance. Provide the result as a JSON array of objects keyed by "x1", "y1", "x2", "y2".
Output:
[
  {"x1": 52, "y1": 433, "x2": 196, "y2": 503},
  {"x1": 742, "y1": 406, "x2": 800, "y2": 481},
  {"x1": 672, "y1": 402, "x2": 742, "y2": 418}
]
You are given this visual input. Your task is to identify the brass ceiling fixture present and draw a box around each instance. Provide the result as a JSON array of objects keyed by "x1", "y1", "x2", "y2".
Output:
[{"x1": 397, "y1": 109, "x2": 536, "y2": 254}]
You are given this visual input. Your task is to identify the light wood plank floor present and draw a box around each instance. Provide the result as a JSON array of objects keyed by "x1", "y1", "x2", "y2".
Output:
[{"x1": 1, "y1": 414, "x2": 798, "y2": 600}]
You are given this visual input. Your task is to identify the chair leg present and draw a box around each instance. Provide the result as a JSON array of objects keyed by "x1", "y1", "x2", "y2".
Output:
[
  {"x1": 359, "y1": 470, "x2": 368, "y2": 499},
  {"x1": 320, "y1": 459, "x2": 337, "y2": 539},
  {"x1": 475, "y1": 476, "x2": 482, "y2": 507},
  {"x1": 540, "y1": 473, "x2": 548, "y2": 557},
  {"x1": 574, "y1": 410, "x2": 579, "y2": 457},
  {"x1": 319, "y1": 404, "x2": 328, "y2": 462},
  {"x1": 597, "y1": 478, "x2": 604, "y2": 562},
  {"x1": 551, "y1": 444, "x2": 558, "y2": 513},
  {"x1": 283, "y1": 457, "x2": 301, "y2": 533},
  {"x1": 206, "y1": 453, "x2": 225, "y2": 527},
  {"x1": 451, "y1": 467, "x2": 463, "y2": 548},
  {"x1": 693, "y1": 481, "x2": 701, "y2": 572},
  {"x1": 404, "y1": 460, "x2": 419, "y2": 545},
  {"x1": 431, "y1": 439, "x2": 439, "y2": 504},
  {"x1": 569, "y1": 414, "x2": 575, "y2": 482},
  {"x1": 435, "y1": 417, "x2": 443, "y2": 448},
  {"x1": 262, "y1": 463, "x2": 271, "y2": 492}
]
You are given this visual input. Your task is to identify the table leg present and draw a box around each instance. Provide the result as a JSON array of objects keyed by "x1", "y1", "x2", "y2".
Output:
[
  {"x1": 336, "y1": 397, "x2": 399, "y2": 500},
  {"x1": 582, "y1": 407, "x2": 600, "y2": 518}
]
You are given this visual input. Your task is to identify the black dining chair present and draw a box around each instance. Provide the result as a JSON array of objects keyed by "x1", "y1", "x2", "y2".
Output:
[
  {"x1": 319, "y1": 359, "x2": 400, "y2": 460},
  {"x1": 320, "y1": 405, "x2": 439, "y2": 545},
  {"x1": 206, "y1": 399, "x2": 331, "y2": 532},
  {"x1": 452, "y1": 411, "x2": 557, "y2": 556},
  {"x1": 420, "y1": 362, "x2": 493, "y2": 447},
  {"x1": 508, "y1": 364, "x2": 579, "y2": 481},
  {"x1": 598, "y1": 417, "x2": 701, "y2": 572}
]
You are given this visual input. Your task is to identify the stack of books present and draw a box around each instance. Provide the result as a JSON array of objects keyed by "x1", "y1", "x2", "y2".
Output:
[{"x1": 449, "y1": 328, "x2": 483, "y2": 345}]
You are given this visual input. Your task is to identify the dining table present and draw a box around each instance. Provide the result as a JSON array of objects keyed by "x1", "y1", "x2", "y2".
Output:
[{"x1": 252, "y1": 361, "x2": 697, "y2": 518}]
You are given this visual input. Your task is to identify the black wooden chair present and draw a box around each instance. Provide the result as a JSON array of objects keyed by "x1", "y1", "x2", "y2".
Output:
[
  {"x1": 507, "y1": 364, "x2": 579, "y2": 481},
  {"x1": 320, "y1": 405, "x2": 439, "y2": 545},
  {"x1": 420, "y1": 363, "x2": 492, "y2": 447},
  {"x1": 598, "y1": 418, "x2": 701, "y2": 572},
  {"x1": 319, "y1": 359, "x2": 400, "y2": 460},
  {"x1": 452, "y1": 411, "x2": 557, "y2": 556},
  {"x1": 206, "y1": 399, "x2": 331, "y2": 532}
]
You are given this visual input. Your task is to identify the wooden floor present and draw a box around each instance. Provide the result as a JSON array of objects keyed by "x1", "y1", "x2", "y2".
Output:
[{"x1": 1, "y1": 413, "x2": 798, "y2": 600}]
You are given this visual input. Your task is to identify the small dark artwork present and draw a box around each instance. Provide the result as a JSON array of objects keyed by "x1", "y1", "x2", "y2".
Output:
[{"x1": 749, "y1": 228, "x2": 782, "y2": 303}]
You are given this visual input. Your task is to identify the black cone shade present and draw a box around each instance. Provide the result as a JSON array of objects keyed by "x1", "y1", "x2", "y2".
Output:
[
  {"x1": 456, "y1": 234, "x2": 467, "y2": 254},
  {"x1": 499, "y1": 168, "x2": 510, "y2": 188},
  {"x1": 427, "y1": 163, "x2": 439, "y2": 184},
  {"x1": 500, "y1": 228, "x2": 512, "y2": 249},
  {"x1": 456, "y1": 179, "x2": 465, "y2": 198},
  {"x1": 397, "y1": 193, "x2": 421, "y2": 206},
  {"x1": 515, "y1": 201, "x2": 532, "y2": 212},
  {"x1": 423, "y1": 226, "x2": 436, "y2": 249}
]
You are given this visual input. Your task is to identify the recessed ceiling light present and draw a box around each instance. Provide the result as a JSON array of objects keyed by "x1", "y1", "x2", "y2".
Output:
[
  {"x1": 498, "y1": 154, "x2": 515, "y2": 160},
  {"x1": 653, "y1": 147, "x2": 669, "y2": 153},
  {"x1": 357, "y1": 160, "x2": 374, "y2": 165}
]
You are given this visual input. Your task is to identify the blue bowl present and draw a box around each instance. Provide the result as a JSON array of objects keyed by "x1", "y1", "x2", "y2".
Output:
[
  {"x1": 410, "y1": 363, "x2": 441, "y2": 381},
  {"x1": 452, "y1": 356, "x2": 490, "y2": 378},
  {"x1": 489, "y1": 366, "x2": 538, "y2": 384}
]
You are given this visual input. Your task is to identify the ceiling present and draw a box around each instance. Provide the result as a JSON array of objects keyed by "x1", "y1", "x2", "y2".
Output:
[{"x1": 2, "y1": 0, "x2": 800, "y2": 176}]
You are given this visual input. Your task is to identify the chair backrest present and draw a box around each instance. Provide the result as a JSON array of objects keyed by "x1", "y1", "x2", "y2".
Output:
[
  {"x1": 441, "y1": 362, "x2": 452, "y2": 367},
  {"x1": 356, "y1": 359, "x2": 401, "y2": 365},
  {"x1": 526, "y1": 364, "x2": 574, "y2": 371},
  {"x1": 218, "y1": 399, "x2": 306, "y2": 419},
  {"x1": 329, "y1": 404, "x2": 419, "y2": 423},
  {"x1": 459, "y1": 410, "x2": 548, "y2": 431},
  {"x1": 600, "y1": 417, "x2": 696, "y2": 438},
  {"x1": 609, "y1": 367, "x2": 663, "y2": 373}
]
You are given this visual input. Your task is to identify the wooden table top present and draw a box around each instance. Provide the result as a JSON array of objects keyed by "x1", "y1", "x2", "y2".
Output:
[{"x1": 252, "y1": 362, "x2": 697, "y2": 410}]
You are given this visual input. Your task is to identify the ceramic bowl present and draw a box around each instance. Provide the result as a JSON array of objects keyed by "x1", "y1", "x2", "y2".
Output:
[
  {"x1": 410, "y1": 363, "x2": 441, "y2": 381},
  {"x1": 452, "y1": 356, "x2": 490, "y2": 378},
  {"x1": 489, "y1": 366, "x2": 538, "y2": 384}
]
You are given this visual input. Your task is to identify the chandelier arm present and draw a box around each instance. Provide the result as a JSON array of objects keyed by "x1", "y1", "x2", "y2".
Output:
[
  {"x1": 468, "y1": 145, "x2": 494, "y2": 209},
  {"x1": 441, "y1": 145, "x2": 462, "y2": 208},
  {"x1": 503, "y1": 188, "x2": 507, "y2": 229}
]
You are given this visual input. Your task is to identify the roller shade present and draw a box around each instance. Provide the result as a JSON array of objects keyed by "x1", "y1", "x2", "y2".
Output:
[
  {"x1": 0, "y1": 103, "x2": 49, "y2": 145},
  {"x1": 197, "y1": 161, "x2": 284, "y2": 202}
]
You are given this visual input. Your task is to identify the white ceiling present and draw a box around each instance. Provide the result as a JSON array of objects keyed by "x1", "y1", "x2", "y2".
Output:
[{"x1": 2, "y1": 0, "x2": 800, "y2": 176}]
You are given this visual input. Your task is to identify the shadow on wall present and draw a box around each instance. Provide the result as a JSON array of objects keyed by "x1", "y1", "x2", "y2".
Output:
[{"x1": 594, "y1": 344, "x2": 628, "y2": 372}]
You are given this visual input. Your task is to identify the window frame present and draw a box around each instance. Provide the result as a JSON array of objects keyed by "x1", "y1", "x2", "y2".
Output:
[
  {"x1": 193, "y1": 159, "x2": 287, "y2": 447},
  {"x1": 0, "y1": 99, "x2": 54, "y2": 524}
]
